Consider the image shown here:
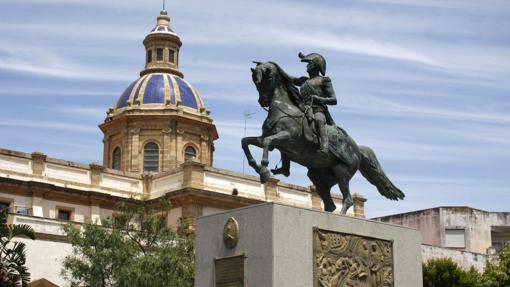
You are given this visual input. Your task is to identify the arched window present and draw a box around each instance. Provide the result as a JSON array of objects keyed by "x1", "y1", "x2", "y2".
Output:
[
  {"x1": 144, "y1": 142, "x2": 159, "y2": 172},
  {"x1": 112, "y1": 147, "x2": 121, "y2": 170},
  {"x1": 184, "y1": 146, "x2": 197, "y2": 161}
]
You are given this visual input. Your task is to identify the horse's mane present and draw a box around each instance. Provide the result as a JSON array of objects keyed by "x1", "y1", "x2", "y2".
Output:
[{"x1": 268, "y1": 61, "x2": 303, "y2": 108}]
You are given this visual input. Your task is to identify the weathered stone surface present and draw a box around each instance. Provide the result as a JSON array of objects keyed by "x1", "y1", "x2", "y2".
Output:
[{"x1": 195, "y1": 202, "x2": 422, "y2": 287}]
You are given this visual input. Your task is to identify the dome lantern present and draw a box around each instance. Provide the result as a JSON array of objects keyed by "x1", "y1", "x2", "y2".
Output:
[{"x1": 141, "y1": 9, "x2": 183, "y2": 77}]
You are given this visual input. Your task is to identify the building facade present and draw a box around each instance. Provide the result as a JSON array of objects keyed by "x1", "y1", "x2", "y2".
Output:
[
  {"x1": 0, "y1": 9, "x2": 366, "y2": 286},
  {"x1": 374, "y1": 207, "x2": 510, "y2": 271}
]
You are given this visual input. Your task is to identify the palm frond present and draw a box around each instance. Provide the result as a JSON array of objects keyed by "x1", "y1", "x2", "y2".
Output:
[{"x1": 10, "y1": 225, "x2": 35, "y2": 240}]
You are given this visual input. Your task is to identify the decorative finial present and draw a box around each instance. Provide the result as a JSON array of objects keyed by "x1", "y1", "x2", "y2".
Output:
[{"x1": 161, "y1": 0, "x2": 167, "y2": 15}]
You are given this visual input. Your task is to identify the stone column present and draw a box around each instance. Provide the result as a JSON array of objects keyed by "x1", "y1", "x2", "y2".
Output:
[
  {"x1": 264, "y1": 178, "x2": 280, "y2": 202},
  {"x1": 31, "y1": 151, "x2": 47, "y2": 176}
]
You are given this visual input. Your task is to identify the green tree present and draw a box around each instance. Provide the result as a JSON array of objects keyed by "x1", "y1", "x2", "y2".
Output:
[
  {"x1": 423, "y1": 257, "x2": 481, "y2": 287},
  {"x1": 0, "y1": 211, "x2": 36, "y2": 287},
  {"x1": 480, "y1": 242, "x2": 510, "y2": 287},
  {"x1": 61, "y1": 200, "x2": 194, "y2": 287}
]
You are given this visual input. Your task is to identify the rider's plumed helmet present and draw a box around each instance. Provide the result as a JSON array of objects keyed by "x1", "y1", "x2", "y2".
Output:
[{"x1": 299, "y1": 52, "x2": 326, "y2": 76}]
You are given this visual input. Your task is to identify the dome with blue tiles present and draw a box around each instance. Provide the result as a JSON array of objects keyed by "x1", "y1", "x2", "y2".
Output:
[{"x1": 115, "y1": 73, "x2": 205, "y2": 111}]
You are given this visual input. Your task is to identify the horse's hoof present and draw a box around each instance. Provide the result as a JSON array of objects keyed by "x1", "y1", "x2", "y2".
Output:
[
  {"x1": 324, "y1": 203, "x2": 337, "y2": 213},
  {"x1": 340, "y1": 202, "x2": 353, "y2": 215},
  {"x1": 260, "y1": 170, "x2": 271, "y2": 184}
]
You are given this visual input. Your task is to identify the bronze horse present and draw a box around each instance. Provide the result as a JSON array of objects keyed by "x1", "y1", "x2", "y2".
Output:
[{"x1": 241, "y1": 62, "x2": 404, "y2": 214}]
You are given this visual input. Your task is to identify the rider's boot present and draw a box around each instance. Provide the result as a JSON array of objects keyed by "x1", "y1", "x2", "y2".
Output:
[
  {"x1": 318, "y1": 127, "x2": 329, "y2": 156},
  {"x1": 271, "y1": 167, "x2": 290, "y2": 177}
]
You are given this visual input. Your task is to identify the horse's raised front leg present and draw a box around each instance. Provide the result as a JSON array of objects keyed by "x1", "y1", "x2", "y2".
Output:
[
  {"x1": 260, "y1": 131, "x2": 291, "y2": 183},
  {"x1": 241, "y1": 136, "x2": 263, "y2": 173}
]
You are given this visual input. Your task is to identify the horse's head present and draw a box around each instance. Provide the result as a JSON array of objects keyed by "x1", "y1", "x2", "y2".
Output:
[{"x1": 251, "y1": 61, "x2": 280, "y2": 107}]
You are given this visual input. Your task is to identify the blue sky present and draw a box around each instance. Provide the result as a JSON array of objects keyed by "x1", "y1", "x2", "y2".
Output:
[{"x1": 0, "y1": 0, "x2": 509, "y2": 218}]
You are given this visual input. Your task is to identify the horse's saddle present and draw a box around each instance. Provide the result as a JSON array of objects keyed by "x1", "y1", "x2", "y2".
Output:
[{"x1": 302, "y1": 120, "x2": 358, "y2": 165}]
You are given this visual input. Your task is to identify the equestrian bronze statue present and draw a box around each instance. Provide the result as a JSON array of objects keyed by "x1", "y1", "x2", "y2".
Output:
[{"x1": 241, "y1": 53, "x2": 405, "y2": 214}]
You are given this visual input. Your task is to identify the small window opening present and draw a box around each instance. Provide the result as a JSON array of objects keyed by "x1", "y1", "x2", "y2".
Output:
[
  {"x1": 0, "y1": 202, "x2": 10, "y2": 214},
  {"x1": 184, "y1": 146, "x2": 197, "y2": 161},
  {"x1": 144, "y1": 142, "x2": 159, "y2": 172},
  {"x1": 169, "y1": 49, "x2": 175, "y2": 63},
  {"x1": 147, "y1": 49, "x2": 152, "y2": 63},
  {"x1": 58, "y1": 209, "x2": 72, "y2": 221},
  {"x1": 112, "y1": 147, "x2": 121, "y2": 170},
  {"x1": 156, "y1": 48, "x2": 164, "y2": 61}
]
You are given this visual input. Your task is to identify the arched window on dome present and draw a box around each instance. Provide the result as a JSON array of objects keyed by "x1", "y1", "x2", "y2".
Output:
[
  {"x1": 144, "y1": 142, "x2": 159, "y2": 172},
  {"x1": 184, "y1": 146, "x2": 197, "y2": 161},
  {"x1": 112, "y1": 147, "x2": 121, "y2": 170}
]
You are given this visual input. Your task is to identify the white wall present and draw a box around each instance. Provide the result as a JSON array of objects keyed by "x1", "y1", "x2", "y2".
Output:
[{"x1": 19, "y1": 237, "x2": 72, "y2": 286}]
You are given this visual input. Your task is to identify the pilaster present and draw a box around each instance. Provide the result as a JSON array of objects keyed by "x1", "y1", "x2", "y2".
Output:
[
  {"x1": 180, "y1": 199, "x2": 202, "y2": 232},
  {"x1": 89, "y1": 163, "x2": 104, "y2": 186},
  {"x1": 90, "y1": 200, "x2": 102, "y2": 225},
  {"x1": 31, "y1": 151, "x2": 47, "y2": 176},
  {"x1": 353, "y1": 193, "x2": 367, "y2": 218},
  {"x1": 264, "y1": 178, "x2": 280, "y2": 201},
  {"x1": 309, "y1": 185, "x2": 323, "y2": 210},
  {"x1": 162, "y1": 127, "x2": 173, "y2": 172},
  {"x1": 130, "y1": 128, "x2": 141, "y2": 172},
  {"x1": 182, "y1": 161, "x2": 205, "y2": 189},
  {"x1": 142, "y1": 173, "x2": 153, "y2": 198},
  {"x1": 176, "y1": 128, "x2": 185, "y2": 164},
  {"x1": 200, "y1": 134, "x2": 209, "y2": 166},
  {"x1": 31, "y1": 191, "x2": 44, "y2": 217}
]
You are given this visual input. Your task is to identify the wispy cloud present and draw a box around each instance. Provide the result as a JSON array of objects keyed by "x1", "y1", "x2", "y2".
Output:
[
  {"x1": 0, "y1": 118, "x2": 97, "y2": 133},
  {"x1": 341, "y1": 93, "x2": 510, "y2": 125},
  {"x1": 0, "y1": 45, "x2": 133, "y2": 81},
  {"x1": 45, "y1": 106, "x2": 106, "y2": 118}
]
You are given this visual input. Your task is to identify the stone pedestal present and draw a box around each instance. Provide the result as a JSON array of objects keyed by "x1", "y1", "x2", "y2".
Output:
[{"x1": 195, "y1": 202, "x2": 422, "y2": 287}]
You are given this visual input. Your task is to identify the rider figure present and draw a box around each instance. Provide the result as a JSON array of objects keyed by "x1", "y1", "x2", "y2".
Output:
[
  {"x1": 296, "y1": 52, "x2": 337, "y2": 156},
  {"x1": 271, "y1": 52, "x2": 338, "y2": 177}
]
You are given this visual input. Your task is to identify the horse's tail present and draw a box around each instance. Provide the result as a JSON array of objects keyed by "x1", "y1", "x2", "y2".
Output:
[{"x1": 358, "y1": 145, "x2": 405, "y2": 200}]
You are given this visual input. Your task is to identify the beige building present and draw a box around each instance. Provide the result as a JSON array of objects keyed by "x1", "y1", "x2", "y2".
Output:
[
  {"x1": 0, "y1": 9, "x2": 366, "y2": 286},
  {"x1": 374, "y1": 206, "x2": 510, "y2": 271}
]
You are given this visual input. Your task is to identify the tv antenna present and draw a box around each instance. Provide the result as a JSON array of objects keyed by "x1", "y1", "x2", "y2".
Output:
[{"x1": 243, "y1": 111, "x2": 255, "y2": 174}]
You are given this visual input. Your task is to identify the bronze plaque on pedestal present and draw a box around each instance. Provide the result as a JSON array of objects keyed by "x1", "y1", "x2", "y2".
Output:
[
  {"x1": 313, "y1": 227, "x2": 394, "y2": 287},
  {"x1": 214, "y1": 253, "x2": 246, "y2": 287}
]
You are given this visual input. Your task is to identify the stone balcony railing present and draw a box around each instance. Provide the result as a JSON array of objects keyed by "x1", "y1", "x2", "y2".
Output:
[
  {"x1": 0, "y1": 148, "x2": 366, "y2": 217},
  {"x1": 8, "y1": 213, "x2": 82, "y2": 240},
  {"x1": 0, "y1": 148, "x2": 143, "y2": 198}
]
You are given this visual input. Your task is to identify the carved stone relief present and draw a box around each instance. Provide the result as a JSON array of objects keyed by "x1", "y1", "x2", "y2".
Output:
[{"x1": 313, "y1": 228, "x2": 394, "y2": 287}]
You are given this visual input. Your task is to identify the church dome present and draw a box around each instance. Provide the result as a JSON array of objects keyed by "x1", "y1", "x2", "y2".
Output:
[{"x1": 114, "y1": 73, "x2": 205, "y2": 111}]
